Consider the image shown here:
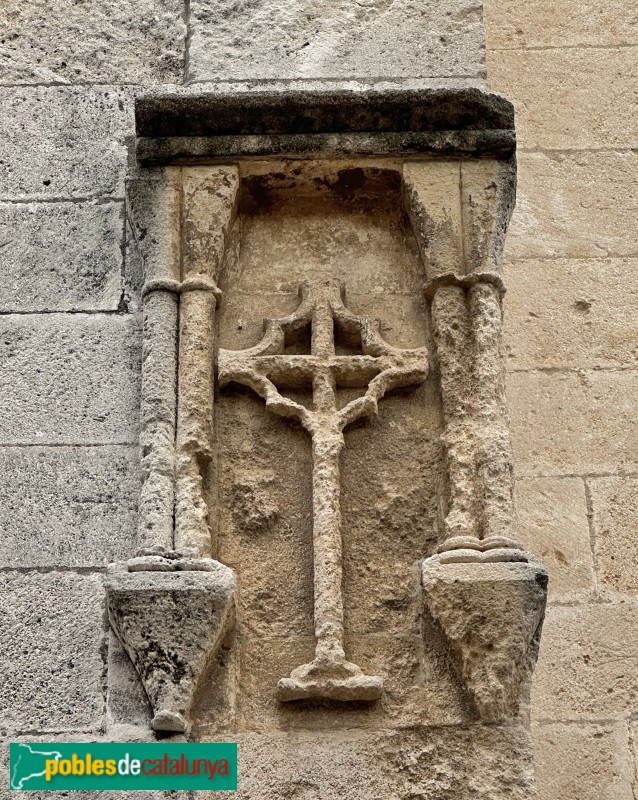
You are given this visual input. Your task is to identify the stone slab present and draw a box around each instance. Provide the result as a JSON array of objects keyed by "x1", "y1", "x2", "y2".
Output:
[
  {"x1": 0, "y1": 314, "x2": 141, "y2": 445},
  {"x1": 488, "y1": 47, "x2": 638, "y2": 150},
  {"x1": 507, "y1": 370, "x2": 638, "y2": 477},
  {"x1": 0, "y1": 445, "x2": 139, "y2": 568},
  {"x1": 0, "y1": 201, "x2": 123, "y2": 312},
  {"x1": 532, "y1": 602, "x2": 638, "y2": 720},
  {"x1": 0, "y1": 572, "x2": 105, "y2": 733},
  {"x1": 484, "y1": 0, "x2": 638, "y2": 49},
  {"x1": 590, "y1": 477, "x2": 638, "y2": 597},
  {"x1": 515, "y1": 478, "x2": 594, "y2": 602},
  {"x1": 0, "y1": 86, "x2": 134, "y2": 200},
  {"x1": 188, "y1": 0, "x2": 485, "y2": 82},
  {"x1": 503, "y1": 258, "x2": 638, "y2": 371},
  {"x1": 533, "y1": 722, "x2": 635, "y2": 800},
  {"x1": 0, "y1": 0, "x2": 184, "y2": 85},
  {"x1": 505, "y1": 152, "x2": 638, "y2": 260},
  {"x1": 197, "y1": 726, "x2": 537, "y2": 800}
]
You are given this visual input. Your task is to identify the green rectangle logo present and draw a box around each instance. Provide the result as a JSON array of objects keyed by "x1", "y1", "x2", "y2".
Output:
[{"x1": 10, "y1": 742, "x2": 237, "y2": 791}]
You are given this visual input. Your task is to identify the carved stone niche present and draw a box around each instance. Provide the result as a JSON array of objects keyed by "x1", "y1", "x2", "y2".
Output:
[{"x1": 106, "y1": 89, "x2": 547, "y2": 797}]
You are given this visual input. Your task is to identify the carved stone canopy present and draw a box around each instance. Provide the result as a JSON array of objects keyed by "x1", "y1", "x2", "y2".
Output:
[{"x1": 106, "y1": 87, "x2": 547, "y2": 765}]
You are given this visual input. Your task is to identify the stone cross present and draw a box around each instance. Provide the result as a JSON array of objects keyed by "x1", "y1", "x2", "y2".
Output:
[{"x1": 218, "y1": 281, "x2": 428, "y2": 701}]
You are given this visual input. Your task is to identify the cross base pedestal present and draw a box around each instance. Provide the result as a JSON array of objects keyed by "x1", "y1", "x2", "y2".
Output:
[{"x1": 277, "y1": 656, "x2": 383, "y2": 702}]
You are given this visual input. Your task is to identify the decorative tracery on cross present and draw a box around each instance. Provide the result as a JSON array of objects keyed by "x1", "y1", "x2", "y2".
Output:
[{"x1": 218, "y1": 281, "x2": 428, "y2": 701}]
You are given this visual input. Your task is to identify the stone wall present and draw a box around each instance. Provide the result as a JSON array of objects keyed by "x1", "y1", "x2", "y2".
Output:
[
  {"x1": 484, "y1": 2, "x2": 638, "y2": 798},
  {"x1": 1, "y1": 1, "x2": 637, "y2": 799}
]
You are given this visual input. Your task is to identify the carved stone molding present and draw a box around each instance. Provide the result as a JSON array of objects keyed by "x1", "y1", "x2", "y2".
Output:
[{"x1": 106, "y1": 90, "x2": 547, "y2": 786}]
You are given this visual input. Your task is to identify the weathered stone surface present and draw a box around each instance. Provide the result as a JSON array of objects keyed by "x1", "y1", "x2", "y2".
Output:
[
  {"x1": 107, "y1": 564, "x2": 235, "y2": 732},
  {"x1": 0, "y1": 445, "x2": 139, "y2": 568},
  {"x1": 0, "y1": 572, "x2": 105, "y2": 733},
  {"x1": 0, "y1": 314, "x2": 141, "y2": 444},
  {"x1": 590, "y1": 477, "x2": 638, "y2": 597},
  {"x1": 488, "y1": 47, "x2": 638, "y2": 150},
  {"x1": 505, "y1": 152, "x2": 638, "y2": 260},
  {"x1": 515, "y1": 478, "x2": 594, "y2": 602},
  {"x1": 423, "y1": 558, "x2": 547, "y2": 722},
  {"x1": 504, "y1": 258, "x2": 638, "y2": 370},
  {"x1": 484, "y1": 0, "x2": 638, "y2": 49},
  {"x1": 508, "y1": 370, "x2": 638, "y2": 477},
  {"x1": 532, "y1": 722, "x2": 635, "y2": 800},
  {"x1": 533, "y1": 603, "x2": 638, "y2": 720},
  {"x1": 188, "y1": 0, "x2": 485, "y2": 82},
  {"x1": 198, "y1": 726, "x2": 537, "y2": 800},
  {"x1": 0, "y1": 201, "x2": 123, "y2": 312},
  {"x1": 0, "y1": 0, "x2": 184, "y2": 85},
  {"x1": 106, "y1": 631, "x2": 152, "y2": 732},
  {"x1": 0, "y1": 86, "x2": 133, "y2": 199}
]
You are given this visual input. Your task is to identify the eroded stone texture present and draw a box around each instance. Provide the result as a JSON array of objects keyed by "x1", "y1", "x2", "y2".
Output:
[
  {"x1": 0, "y1": 314, "x2": 141, "y2": 444},
  {"x1": 107, "y1": 564, "x2": 235, "y2": 732},
  {"x1": 533, "y1": 603, "x2": 638, "y2": 721},
  {"x1": 0, "y1": 572, "x2": 105, "y2": 733},
  {"x1": 590, "y1": 477, "x2": 638, "y2": 597},
  {"x1": 503, "y1": 258, "x2": 638, "y2": 371},
  {"x1": 189, "y1": 0, "x2": 485, "y2": 82},
  {"x1": 0, "y1": 201, "x2": 123, "y2": 312},
  {"x1": 515, "y1": 478, "x2": 594, "y2": 602},
  {"x1": 0, "y1": 0, "x2": 185, "y2": 85},
  {"x1": 423, "y1": 558, "x2": 547, "y2": 722},
  {"x1": 0, "y1": 86, "x2": 133, "y2": 199},
  {"x1": 197, "y1": 726, "x2": 537, "y2": 800},
  {"x1": 532, "y1": 722, "x2": 635, "y2": 800},
  {"x1": 508, "y1": 370, "x2": 638, "y2": 477},
  {"x1": 0, "y1": 445, "x2": 139, "y2": 568}
]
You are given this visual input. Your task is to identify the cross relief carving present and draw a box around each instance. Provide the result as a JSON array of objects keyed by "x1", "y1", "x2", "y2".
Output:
[{"x1": 218, "y1": 281, "x2": 428, "y2": 700}]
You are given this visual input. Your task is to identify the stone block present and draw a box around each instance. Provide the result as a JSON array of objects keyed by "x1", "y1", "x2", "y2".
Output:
[
  {"x1": 0, "y1": 0, "x2": 184, "y2": 85},
  {"x1": 505, "y1": 152, "x2": 638, "y2": 260},
  {"x1": 488, "y1": 47, "x2": 638, "y2": 150},
  {"x1": 189, "y1": 0, "x2": 485, "y2": 82},
  {"x1": 532, "y1": 722, "x2": 635, "y2": 800},
  {"x1": 590, "y1": 477, "x2": 638, "y2": 597},
  {"x1": 484, "y1": 0, "x2": 638, "y2": 49},
  {"x1": 0, "y1": 314, "x2": 141, "y2": 445},
  {"x1": 503, "y1": 258, "x2": 638, "y2": 371},
  {"x1": 0, "y1": 572, "x2": 105, "y2": 733},
  {"x1": 0, "y1": 86, "x2": 134, "y2": 200},
  {"x1": 532, "y1": 602, "x2": 638, "y2": 720},
  {"x1": 515, "y1": 478, "x2": 594, "y2": 602},
  {"x1": 507, "y1": 370, "x2": 638, "y2": 477},
  {"x1": 197, "y1": 726, "x2": 537, "y2": 800},
  {"x1": 0, "y1": 445, "x2": 139, "y2": 568},
  {"x1": 0, "y1": 201, "x2": 123, "y2": 312}
]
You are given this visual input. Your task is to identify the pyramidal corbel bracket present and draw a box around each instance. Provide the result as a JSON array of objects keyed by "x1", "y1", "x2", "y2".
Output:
[{"x1": 106, "y1": 560, "x2": 235, "y2": 733}]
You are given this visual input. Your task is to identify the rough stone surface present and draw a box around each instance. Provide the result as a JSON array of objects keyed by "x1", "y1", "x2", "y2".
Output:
[
  {"x1": 0, "y1": 201, "x2": 124, "y2": 312},
  {"x1": 189, "y1": 0, "x2": 486, "y2": 82},
  {"x1": 0, "y1": 0, "x2": 185, "y2": 85},
  {"x1": 532, "y1": 722, "x2": 635, "y2": 800},
  {"x1": 503, "y1": 258, "x2": 638, "y2": 371},
  {"x1": 488, "y1": 47, "x2": 638, "y2": 150},
  {"x1": 515, "y1": 478, "x2": 594, "y2": 602},
  {"x1": 0, "y1": 445, "x2": 139, "y2": 568},
  {"x1": 0, "y1": 314, "x2": 141, "y2": 444},
  {"x1": 423, "y1": 559, "x2": 547, "y2": 722},
  {"x1": 197, "y1": 726, "x2": 537, "y2": 800},
  {"x1": 505, "y1": 152, "x2": 638, "y2": 260},
  {"x1": 508, "y1": 370, "x2": 638, "y2": 477},
  {"x1": 107, "y1": 564, "x2": 235, "y2": 732},
  {"x1": 0, "y1": 86, "x2": 133, "y2": 200},
  {"x1": 484, "y1": 0, "x2": 638, "y2": 49},
  {"x1": 533, "y1": 602, "x2": 638, "y2": 721},
  {"x1": 0, "y1": 572, "x2": 105, "y2": 733},
  {"x1": 589, "y1": 477, "x2": 638, "y2": 597}
]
